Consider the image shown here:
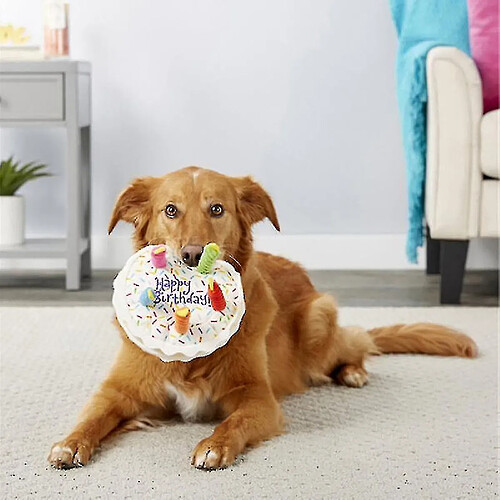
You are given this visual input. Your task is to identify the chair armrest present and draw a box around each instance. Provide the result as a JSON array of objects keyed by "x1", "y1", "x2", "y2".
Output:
[{"x1": 425, "y1": 47, "x2": 483, "y2": 239}]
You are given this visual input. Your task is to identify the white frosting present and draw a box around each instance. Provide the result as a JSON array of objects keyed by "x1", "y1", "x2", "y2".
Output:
[{"x1": 113, "y1": 245, "x2": 245, "y2": 362}]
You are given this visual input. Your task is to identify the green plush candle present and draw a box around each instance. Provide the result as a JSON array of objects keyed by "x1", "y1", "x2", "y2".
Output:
[{"x1": 197, "y1": 243, "x2": 220, "y2": 274}]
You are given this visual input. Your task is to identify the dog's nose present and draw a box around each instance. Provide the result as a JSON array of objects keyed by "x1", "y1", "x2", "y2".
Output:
[{"x1": 181, "y1": 245, "x2": 204, "y2": 267}]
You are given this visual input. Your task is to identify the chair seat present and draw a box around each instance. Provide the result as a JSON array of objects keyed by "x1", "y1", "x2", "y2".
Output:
[
  {"x1": 480, "y1": 179, "x2": 500, "y2": 237},
  {"x1": 481, "y1": 109, "x2": 500, "y2": 179}
]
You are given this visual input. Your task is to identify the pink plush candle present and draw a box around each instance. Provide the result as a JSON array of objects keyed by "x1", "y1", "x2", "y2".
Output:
[{"x1": 151, "y1": 245, "x2": 167, "y2": 268}]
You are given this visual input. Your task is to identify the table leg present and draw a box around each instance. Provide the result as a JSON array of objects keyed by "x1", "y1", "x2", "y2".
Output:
[
  {"x1": 65, "y1": 81, "x2": 82, "y2": 292},
  {"x1": 81, "y1": 125, "x2": 92, "y2": 279},
  {"x1": 66, "y1": 123, "x2": 82, "y2": 290}
]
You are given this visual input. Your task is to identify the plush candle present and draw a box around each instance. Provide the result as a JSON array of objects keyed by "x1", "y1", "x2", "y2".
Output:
[
  {"x1": 208, "y1": 278, "x2": 226, "y2": 311},
  {"x1": 151, "y1": 245, "x2": 167, "y2": 268},
  {"x1": 197, "y1": 243, "x2": 220, "y2": 274},
  {"x1": 140, "y1": 287, "x2": 156, "y2": 307},
  {"x1": 174, "y1": 307, "x2": 191, "y2": 334}
]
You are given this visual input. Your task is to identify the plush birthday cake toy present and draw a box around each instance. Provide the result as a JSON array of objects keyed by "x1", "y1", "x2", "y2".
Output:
[{"x1": 113, "y1": 243, "x2": 245, "y2": 362}]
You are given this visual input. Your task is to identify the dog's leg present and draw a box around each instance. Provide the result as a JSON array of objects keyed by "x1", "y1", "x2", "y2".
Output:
[
  {"x1": 48, "y1": 382, "x2": 145, "y2": 469},
  {"x1": 299, "y1": 295, "x2": 377, "y2": 387},
  {"x1": 329, "y1": 326, "x2": 380, "y2": 388},
  {"x1": 191, "y1": 383, "x2": 283, "y2": 470},
  {"x1": 331, "y1": 363, "x2": 369, "y2": 388}
]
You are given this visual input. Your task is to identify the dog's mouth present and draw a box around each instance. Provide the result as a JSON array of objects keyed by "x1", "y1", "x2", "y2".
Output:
[
  {"x1": 168, "y1": 243, "x2": 237, "y2": 269},
  {"x1": 151, "y1": 241, "x2": 241, "y2": 272},
  {"x1": 224, "y1": 251, "x2": 242, "y2": 271}
]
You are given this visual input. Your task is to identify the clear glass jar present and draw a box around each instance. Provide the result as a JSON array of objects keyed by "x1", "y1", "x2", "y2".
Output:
[{"x1": 43, "y1": 0, "x2": 69, "y2": 58}]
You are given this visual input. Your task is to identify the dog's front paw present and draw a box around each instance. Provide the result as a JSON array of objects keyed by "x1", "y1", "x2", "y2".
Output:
[
  {"x1": 191, "y1": 436, "x2": 237, "y2": 470},
  {"x1": 48, "y1": 438, "x2": 92, "y2": 469}
]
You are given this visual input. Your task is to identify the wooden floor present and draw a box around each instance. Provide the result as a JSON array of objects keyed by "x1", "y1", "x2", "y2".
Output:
[{"x1": 0, "y1": 269, "x2": 497, "y2": 307}]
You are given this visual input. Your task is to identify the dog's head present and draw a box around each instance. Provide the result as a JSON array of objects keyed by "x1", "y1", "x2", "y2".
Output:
[{"x1": 108, "y1": 167, "x2": 280, "y2": 269}]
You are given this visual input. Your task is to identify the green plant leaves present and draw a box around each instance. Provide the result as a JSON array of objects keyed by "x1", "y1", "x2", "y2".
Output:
[{"x1": 0, "y1": 156, "x2": 52, "y2": 196}]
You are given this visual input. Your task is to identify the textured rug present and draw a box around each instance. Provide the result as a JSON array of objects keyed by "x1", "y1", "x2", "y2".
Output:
[{"x1": 0, "y1": 307, "x2": 497, "y2": 499}]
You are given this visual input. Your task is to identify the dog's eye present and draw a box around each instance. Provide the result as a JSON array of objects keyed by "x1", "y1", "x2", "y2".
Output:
[
  {"x1": 165, "y1": 204, "x2": 178, "y2": 218},
  {"x1": 210, "y1": 204, "x2": 224, "y2": 218}
]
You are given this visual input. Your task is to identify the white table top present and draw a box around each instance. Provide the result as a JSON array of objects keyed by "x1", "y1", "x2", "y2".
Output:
[{"x1": 0, "y1": 60, "x2": 91, "y2": 74}]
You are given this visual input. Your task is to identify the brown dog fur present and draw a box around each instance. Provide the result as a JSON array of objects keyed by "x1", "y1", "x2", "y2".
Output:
[{"x1": 48, "y1": 167, "x2": 478, "y2": 470}]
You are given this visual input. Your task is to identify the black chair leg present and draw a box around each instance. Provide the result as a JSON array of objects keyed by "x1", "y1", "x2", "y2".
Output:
[
  {"x1": 426, "y1": 230, "x2": 441, "y2": 275},
  {"x1": 440, "y1": 240, "x2": 469, "y2": 304}
]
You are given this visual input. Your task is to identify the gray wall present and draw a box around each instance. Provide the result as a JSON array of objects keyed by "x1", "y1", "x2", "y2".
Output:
[
  {"x1": 1, "y1": 0, "x2": 407, "y2": 239},
  {"x1": 3, "y1": 0, "x2": 497, "y2": 268}
]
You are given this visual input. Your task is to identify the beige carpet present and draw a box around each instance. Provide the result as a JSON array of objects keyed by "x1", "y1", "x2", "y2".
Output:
[{"x1": 0, "y1": 307, "x2": 498, "y2": 499}]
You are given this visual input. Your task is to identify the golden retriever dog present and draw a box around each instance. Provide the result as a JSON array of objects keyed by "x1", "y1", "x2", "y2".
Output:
[{"x1": 48, "y1": 166, "x2": 477, "y2": 470}]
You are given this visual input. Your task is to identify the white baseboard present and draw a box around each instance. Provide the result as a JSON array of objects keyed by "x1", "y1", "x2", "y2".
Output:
[{"x1": 1, "y1": 233, "x2": 498, "y2": 270}]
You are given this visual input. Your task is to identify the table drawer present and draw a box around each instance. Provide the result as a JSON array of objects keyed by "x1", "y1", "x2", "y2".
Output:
[{"x1": 0, "y1": 73, "x2": 64, "y2": 121}]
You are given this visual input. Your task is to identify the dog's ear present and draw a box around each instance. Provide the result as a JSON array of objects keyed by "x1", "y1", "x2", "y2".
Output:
[
  {"x1": 232, "y1": 176, "x2": 280, "y2": 231},
  {"x1": 108, "y1": 177, "x2": 156, "y2": 234}
]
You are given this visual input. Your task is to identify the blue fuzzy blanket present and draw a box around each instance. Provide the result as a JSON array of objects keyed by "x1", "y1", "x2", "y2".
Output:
[{"x1": 390, "y1": 0, "x2": 470, "y2": 262}]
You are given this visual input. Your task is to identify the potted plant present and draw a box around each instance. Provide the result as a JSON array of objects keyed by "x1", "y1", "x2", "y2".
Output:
[{"x1": 0, "y1": 157, "x2": 51, "y2": 246}]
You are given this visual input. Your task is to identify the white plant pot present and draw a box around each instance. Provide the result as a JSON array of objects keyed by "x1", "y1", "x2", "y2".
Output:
[{"x1": 0, "y1": 195, "x2": 25, "y2": 246}]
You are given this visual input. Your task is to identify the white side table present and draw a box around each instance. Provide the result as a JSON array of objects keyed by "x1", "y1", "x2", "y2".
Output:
[{"x1": 0, "y1": 60, "x2": 91, "y2": 290}]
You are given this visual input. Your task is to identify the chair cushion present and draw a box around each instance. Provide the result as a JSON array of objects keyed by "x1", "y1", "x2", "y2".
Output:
[
  {"x1": 480, "y1": 180, "x2": 500, "y2": 237},
  {"x1": 481, "y1": 110, "x2": 500, "y2": 179},
  {"x1": 467, "y1": 0, "x2": 499, "y2": 112}
]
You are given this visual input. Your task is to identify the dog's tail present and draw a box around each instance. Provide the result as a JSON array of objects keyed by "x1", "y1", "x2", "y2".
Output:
[{"x1": 368, "y1": 323, "x2": 478, "y2": 358}]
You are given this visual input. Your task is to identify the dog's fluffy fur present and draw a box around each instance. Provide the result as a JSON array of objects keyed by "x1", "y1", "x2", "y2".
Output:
[{"x1": 48, "y1": 167, "x2": 477, "y2": 470}]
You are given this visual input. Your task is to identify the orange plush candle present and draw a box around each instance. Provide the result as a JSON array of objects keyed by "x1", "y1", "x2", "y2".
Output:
[{"x1": 174, "y1": 307, "x2": 191, "y2": 334}]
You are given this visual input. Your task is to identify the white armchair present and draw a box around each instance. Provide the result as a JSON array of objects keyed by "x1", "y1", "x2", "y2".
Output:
[{"x1": 425, "y1": 47, "x2": 499, "y2": 303}]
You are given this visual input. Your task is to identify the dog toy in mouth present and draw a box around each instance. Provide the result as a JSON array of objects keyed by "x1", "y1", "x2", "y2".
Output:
[
  {"x1": 112, "y1": 244, "x2": 245, "y2": 362},
  {"x1": 197, "y1": 242, "x2": 220, "y2": 274}
]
